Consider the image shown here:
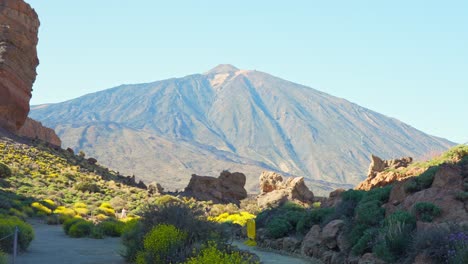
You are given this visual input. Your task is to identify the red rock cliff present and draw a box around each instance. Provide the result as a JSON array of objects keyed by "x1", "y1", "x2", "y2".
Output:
[
  {"x1": 0, "y1": 0, "x2": 40, "y2": 131},
  {"x1": 17, "y1": 117, "x2": 61, "y2": 147}
]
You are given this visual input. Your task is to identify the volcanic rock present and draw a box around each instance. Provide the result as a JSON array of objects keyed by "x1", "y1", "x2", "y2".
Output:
[
  {"x1": 0, "y1": 0, "x2": 40, "y2": 131},
  {"x1": 17, "y1": 117, "x2": 61, "y2": 147},
  {"x1": 184, "y1": 171, "x2": 247, "y2": 204},
  {"x1": 356, "y1": 155, "x2": 417, "y2": 190},
  {"x1": 257, "y1": 171, "x2": 314, "y2": 208}
]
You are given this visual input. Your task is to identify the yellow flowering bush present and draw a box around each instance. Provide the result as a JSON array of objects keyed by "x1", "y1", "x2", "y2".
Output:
[{"x1": 208, "y1": 212, "x2": 256, "y2": 227}]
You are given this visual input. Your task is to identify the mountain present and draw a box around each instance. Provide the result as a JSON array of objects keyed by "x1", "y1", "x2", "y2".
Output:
[{"x1": 30, "y1": 64, "x2": 454, "y2": 194}]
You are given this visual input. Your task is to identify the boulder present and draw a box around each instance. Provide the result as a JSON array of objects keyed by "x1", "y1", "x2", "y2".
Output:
[
  {"x1": 321, "y1": 220, "x2": 345, "y2": 249},
  {"x1": 300, "y1": 225, "x2": 322, "y2": 257},
  {"x1": 257, "y1": 171, "x2": 314, "y2": 208},
  {"x1": 0, "y1": 0, "x2": 40, "y2": 132},
  {"x1": 87, "y1": 157, "x2": 97, "y2": 165},
  {"x1": 17, "y1": 117, "x2": 61, "y2": 147},
  {"x1": 184, "y1": 171, "x2": 247, "y2": 204},
  {"x1": 282, "y1": 237, "x2": 301, "y2": 253}
]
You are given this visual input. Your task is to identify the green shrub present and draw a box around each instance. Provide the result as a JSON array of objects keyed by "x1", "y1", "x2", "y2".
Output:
[
  {"x1": 75, "y1": 182, "x2": 100, "y2": 193},
  {"x1": 341, "y1": 189, "x2": 366, "y2": 203},
  {"x1": 155, "y1": 195, "x2": 182, "y2": 206},
  {"x1": 63, "y1": 217, "x2": 85, "y2": 234},
  {"x1": 296, "y1": 207, "x2": 335, "y2": 234},
  {"x1": 98, "y1": 202, "x2": 115, "y2": 217},
  {"x1": 384, "y1": 210, "x2": 416, "y2": 229},
  {"x1": 136, "y1": 224, "x2": 187, "y2": 264},
  {"x1": 455, "y1": 192, "x2": 468, "y2": 202},
  {"x1": 90, "y1": 226, "x2": 104, "y2": 239},
  {"x1": 68, "y1": 220, "x2": 94, "y2": 238},
  {"x1": 266, "y1": 218, "x2": 292, "y2": 239},
  {"x1": 361, "y1": 185, "x2": 393, "y2": 204},
  {"x1": 97, "y1": 219, "x2": 125, "y2": 237},
  {"x1": 351, "y1": 228, "x2": 378, "y2": 256},
  {"x1": 0, "y1": 163, "x2": 12, "y2": 178},
  {"x1": 373, "y1": 222, "x2": 414, "y2": 263},
  {"x1": 355, "y1": 200, "x2": 385, "y2": 226},
  {"x1": 184, "y1": 241, "x2": 257, "y2": 264},
  {"x1": 121, "y1": 219, "x2": 145, "y2": 262},
  {"x1": 404, "y1": 167, "x2": 438, "y2": 193},
  {"x1": 0, "y1": 216, "x2": 34, "y2": 252},
  {"x1": 413, "y1": 202, "x2": 441, "y2": 222}
]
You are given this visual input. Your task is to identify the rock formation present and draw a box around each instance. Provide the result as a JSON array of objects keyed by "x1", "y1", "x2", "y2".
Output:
[
  {"x1": 184, "y1": 171, "x2": 248, "y2": 204},
  {"x1": 17, "y1": 117, "x2": 61, "y2": 147},
  {"x1": 0, "y1": 0, "x2": 40, "y2": 132},
  {"x1": 257, "y1": 171, "x2": 314, "y2": 208},
  {"x1": 356, "y1": 155, "x2": 420, "y2": 190}
]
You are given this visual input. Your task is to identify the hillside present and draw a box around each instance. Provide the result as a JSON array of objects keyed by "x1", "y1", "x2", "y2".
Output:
[{"x1": 30, "y1": 64, "x2": 454, "y2": 193}]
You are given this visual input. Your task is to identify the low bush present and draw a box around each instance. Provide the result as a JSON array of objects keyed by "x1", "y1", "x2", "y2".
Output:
[
  {"x1": 404, "y1": 166, "x2": 438, "y2": 193},
  {"x1": 98, "y1": 202, "x2": 115, "y2": 217},
  {"x1": 75, "y1": 182, "x2": 100, "y2": 193},
  {"x1": 351, "y1": 228, "x2": 377, "y2": 256},
  {"x1": 296, "y1": 207, "x2": 335, "y2": 234},
  {"x1": 384, "y1": 210, "x2": 416, "y2": 229},
  {"x1": 208, "y1": 212, "x2": 255, "y2": 227},
  {"x1": 31, "y1": 202, "x2": 51, "y2": 215},
  {"x1": 373, "y1": 221, "x2": 415, "y2": 263},
  {"x1": 0, "y1": 163, "x2": 11, "y2": 178},
  {"x1": 69, "y1": 220, "x2": 94, "y2": 238},
  {"x1": 97, "y1": 219, "x2": 125, "y2": 237},
  {"x1": 136, "y1": 224, "x2": 187, "y2": 264},
  {"x1": 63, "y1": 217, "x2": 84, "y2": 234},
  {"x1": 121, "y1": 219, "x2": 145, "y2": 262},
  {"x1": 413, "y1": 202, "x2": 441, "y2": 222},
  {"x1": 0, "y1": 216, "x2": 34, "y2": 252},
  {"x1": 266, "y1": 218, "x2": 292, "y2": 239},
  {"x1": 184, "y1": 241, "x2": 258, "y2": 264}
]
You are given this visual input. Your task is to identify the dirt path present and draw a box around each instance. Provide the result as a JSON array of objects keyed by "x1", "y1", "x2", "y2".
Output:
[
  {"x1": 232, "y1": 241, "x2": 322, "y2": 264},
  {"x1": 12, "y1": 221, "x2": 319, "y2": 264},
  {"x1": 15, "y1": 220, "x2": 125, "y2": 264}
]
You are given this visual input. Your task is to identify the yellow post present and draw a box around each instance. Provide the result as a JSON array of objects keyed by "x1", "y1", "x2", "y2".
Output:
[{"x1": 245, "y1": 219, "x2": 257, "y2": 246}]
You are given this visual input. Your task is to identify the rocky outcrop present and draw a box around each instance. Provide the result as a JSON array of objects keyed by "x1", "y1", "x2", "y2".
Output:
[
  {"x1": 356, "y1": 155, "x2": 421, "y2": 190},
  {"x1": 17, "y1": 117, "x2": 61, "y2": 147},
  {"x1": 257, "y1": 171, "x2": 314, "y2": 208},
  {"x1": 0, "y1": 0, "x2": 40, "y2": 132},
  {"x1": 184, "y1": 171, "x2": 247, "y2": 204}
]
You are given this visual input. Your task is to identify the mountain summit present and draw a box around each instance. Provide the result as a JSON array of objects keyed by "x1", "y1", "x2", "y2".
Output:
[
  {"x1": 205, "y1": 64, "x2": 240, "y2": 75},
  {"x1": 30, "y1": 65, "x2": 454, "y2": 193}
]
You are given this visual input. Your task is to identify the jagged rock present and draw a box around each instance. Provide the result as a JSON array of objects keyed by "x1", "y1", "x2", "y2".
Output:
[
  {"x1": 184, "y1": 171, "x2": 247, "y2": 204},
  {"x1": 356, "y1": 155, "x2": 415, "y2": 190},
  {"x1": 17, "y1": 117, "x2": 61, "y2": 147},
  {"x1": 0, "y1": 0, "x2": 40, "y2": 131},
  {"x1": 431, "y1": 164, "x2": 463, "y2": 189},
  {"x1": 257, "y1": 171, "x2": 314, "y2": 208},
  {"x1": 148, "y1": 182, "x2": 164, "y2": 196}
]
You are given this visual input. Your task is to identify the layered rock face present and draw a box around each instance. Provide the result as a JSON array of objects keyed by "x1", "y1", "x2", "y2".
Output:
[
  {"x1": 17, "y1": 117, "x2": 61, "y2": 147},
  {"x1": 257, "y1": 171, "x2": 314, "y2": 208},
  {"x1": 0, "y1": 0, "x2": 39, "y2": 131},
  {"x1": 184, "y1": 171, "x2": 248, "y2": 204},
  {"x1": 356, "y1": 155, "x2": 421, "y2": 190}
]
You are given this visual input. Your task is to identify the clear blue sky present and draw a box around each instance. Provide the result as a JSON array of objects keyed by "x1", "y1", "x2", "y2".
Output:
[{"x1": 28, "y1": 0, "x2": 467, "y2": 144}]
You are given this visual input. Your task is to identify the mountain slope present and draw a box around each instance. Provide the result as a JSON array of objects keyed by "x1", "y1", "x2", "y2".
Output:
[{"x1": 30, "y1": 65, "x2": 454, "y2": 194}]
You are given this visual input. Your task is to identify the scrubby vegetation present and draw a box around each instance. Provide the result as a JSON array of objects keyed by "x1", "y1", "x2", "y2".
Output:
[
  {"x1": 0, "y1": 215, "x2": 34, "y2": 252},
  {"x1": 121, "y1": 203, "x2": 258, "y2": 264}
]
